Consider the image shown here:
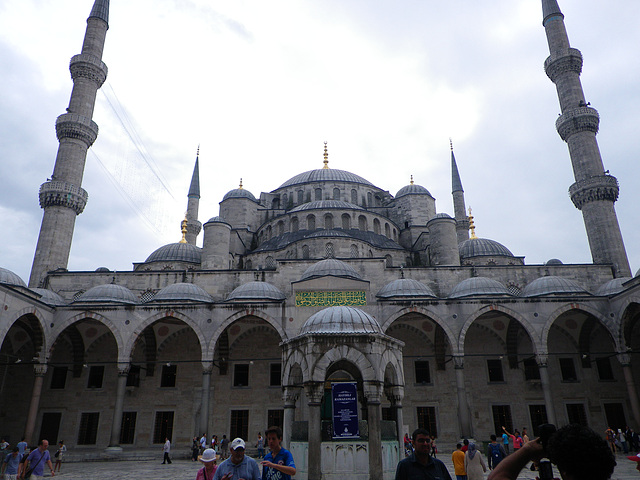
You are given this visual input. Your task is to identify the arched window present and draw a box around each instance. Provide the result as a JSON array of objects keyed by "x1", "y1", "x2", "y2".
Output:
[
  {"x1": 342, "y1": 214, "x2": 351, "y2": 230},
  {"x1": 367, "y1": 192, "x2": 373, "y2": 207},
  {"x1": 266, "y1": 225, "x2": 272, "y2": 239},
  {"x1": 393, "y1": 229, "x2": 397, "y2": 241},
  {"x1": 272, "y1": 198, "x2": 280, "y2": 209},
  {"x1": 307, "y1": 214, "x2": 316, "y2": 230},
  {"x1": 277, "y1": 220, "x2": 284, "y2": 236},
  {"x1": 265, "y1": 256, "x2": 276, "y2": 269},
  {"x1": 291, "y1": 217, "x2": 299, "y2": 232},
  {"x1": 358, "y1": 215, "x2": 367, "y2": 231},
  {"x1": 324, "y1": 214, "x2": 333, "y2": 229},
  {"x1": 385, "y1": 255, "x2": 393, "y2": 267},
  {"x1": 375, "y1": 195, "x2": 382, "y2": 206},
  {"x1": 351, "y1": 189, "x2": 358, "y2": 204},
  {"x1": 297, "y1": 190, "x2": 304, "y2": 204},
  {"x1": 282, "y1": 194, "x2": 288, "y2": 207},
  {"x1": 245, "y1": 260, "x2": 253, "y2": 269},
  {"x1": 315, "y1": 188, "x2": 322, "y2": 201},
  {"x1": 325, "y1": 243, "x2": 335, "y2": 258},
  {"x1": 373, "y1": 218, "x2": 381, "y2": 235},
  {"x1": 350, "y1": 244, "x2": 358, "y2": 258},
  {"x1": 302, "y1": 245, "x2": 310, "y2": 259},
  {"x1": 385, "y1": 223, "x2": 391, "y2": 237},
  {"x1": 333, "y1": 188, "x2": 340, "y2": 200}
]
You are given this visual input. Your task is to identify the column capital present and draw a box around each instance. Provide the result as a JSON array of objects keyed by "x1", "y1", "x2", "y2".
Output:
[
  {"x1": 385, "y1": 386, "x2": 404, "y2": 406},
  {"x1": 117, "y1": 363, "x2": 130, "y2": 376},
  {"x1": 304, "y1": 382, "x2": 324, "y2": 405},
  {"x1": 364, "y1": 381, "x2": 384, "y2": 404},
  {"x1": 201, "y1": 361, "x2": 214, "y2": 374},
  {"x1": 536, "y1": 353, "x2": 549, "y2": 367},
  {"x1": 616, "y1": 352, "x2": 631, "y2": 367},
  {"x1": 283, "y1": 387, "x2": 300, "y2": 406},
  {"x1": 452, "y1": 354, "x2": 465, "y2": 369},
  {"x1": 33, "y1": 364, "x2": 48, "y2": 376}
]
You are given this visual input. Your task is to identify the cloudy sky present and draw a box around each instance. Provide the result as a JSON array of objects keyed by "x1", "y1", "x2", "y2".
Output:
[{"x1": 1, "y1": 0, "x2": 639, "y2": 284}]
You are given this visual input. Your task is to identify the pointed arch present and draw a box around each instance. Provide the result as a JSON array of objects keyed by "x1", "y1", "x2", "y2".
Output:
[
  {"x1": 51, "y1": 311, "x2": 125, "y2": 362},
  {"x1": 541, "y1": 303, "x2": 618, "y2": 352},
  {"x1": 381, "y1": 307, "x2": 457, "y2": 355},
  {"x1": 283, "y1": 348, "x2": 309, "y2": 385},
  {"x1": 0, "y1": 307, "x2": 47, "y2": 359},
  {"x1": 309, "y1": 344, "x2": 377, "y2": 383}
]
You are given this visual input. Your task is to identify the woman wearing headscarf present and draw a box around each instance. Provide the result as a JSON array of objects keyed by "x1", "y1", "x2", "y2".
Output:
[{"x1": 464, "y1": 442, "x2": 487, "y2": 480}]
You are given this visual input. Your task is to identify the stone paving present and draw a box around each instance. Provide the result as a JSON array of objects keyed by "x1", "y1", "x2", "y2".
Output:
[{"x1": 32, "y1": 451, "x2": 640, "y2": 480}]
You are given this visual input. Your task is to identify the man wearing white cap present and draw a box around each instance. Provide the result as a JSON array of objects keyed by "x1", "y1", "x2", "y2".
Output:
[{"x1": 213, "y1": 438, "x2": 261, "y2": 480}]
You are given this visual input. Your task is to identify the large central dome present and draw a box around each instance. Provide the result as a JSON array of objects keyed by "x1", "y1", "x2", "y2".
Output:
[{"x1": 277, "y1": 168, "x2": 375, "y2": 190}]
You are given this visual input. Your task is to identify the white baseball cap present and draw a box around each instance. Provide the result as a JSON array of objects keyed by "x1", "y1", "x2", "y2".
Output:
[{"x1": 230, "y1": 438, "x2": 246, "y2": 450}]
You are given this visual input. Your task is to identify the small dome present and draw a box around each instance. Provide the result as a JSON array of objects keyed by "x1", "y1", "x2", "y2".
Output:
[
  {"x1": 222, "y1": 188, "x2": 257, "y2": 202},
  {"x1": 300, "y1": 306, "x2": 382, "y2": 334},
  {"x1": 300, "y1": 259, "x2": 363, "y2": 281},
  {"x1": 74, "y1": 284, "x2": 138, "y2": 304},
  {"x1": 522, "y1": 276, "x2": 589, "y2": 297},
  {"x1": 596, "y1": 277, "x2": 632, "y2": 296},
  {"x1": 433, "y1": 213, "x2": 453, "y2": 219},
  {"x1": 0, "y1": 267, "x2": 27, "y2": 287},
  {"x1": 205, "y1": 216, "x2": 230, "y2": 225},
  {"x1": 278, "y1": 169, "x2": 374, "y2": 189},
  {"x1": 151, "y1": 283, "x2": 213, "y2": 302},
  {"x1": 227, "y1": 282, "x2": 286, "y2": 302},
  {"x1": 396, "y1": 183, "x2": 431, "y2": 198},
  {"x1": 459, "y1": 238, "x2": 514, "y2": 259},
  {"x1": 95, "y1": 267, "x2": 111, "y2": 272},
  {"x1": 145, "y1": 243, "x2": 202, "y2": 264},
  {"x1": 377, "y1": 279, "x2": 437, "y2": 299},
  {"x1": 31, "y1": 288, "x2": 66, "y2": 306},
  {"x1": 289, "y1": 200, "x2": 364, "y2": 213},
  {"x1": 449, "y1": 277, "x2": 512, "y2": 298},
  {"x1": 545, "y1": 258, "x2": 563, "y2": 265}
]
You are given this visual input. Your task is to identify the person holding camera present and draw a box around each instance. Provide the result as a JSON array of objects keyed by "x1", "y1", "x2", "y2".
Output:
[{"x1": 488, "y1": 424, "x2": 616, "y2": 480}]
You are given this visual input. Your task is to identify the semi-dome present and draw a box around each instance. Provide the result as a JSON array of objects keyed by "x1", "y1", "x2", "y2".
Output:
[
  {"x1": 145, "y1": 243, "x2": 202, "y2": 264},
  {"x1": 522, "y1": 276, "x2": 589, "y2": 297},
  {"x1": 205, "y1": 216, "x2": 230, "y2": 225},
  {"x1": 396, "y1": 183, "x2": 431, "y2": 198},
  {"x1": 596, "y1": 277, "x2": 632, "y2": 297},
  {"x1": 0, "y1": 267, "x2": 27, "y2": 287},
  {"x1": 545, "y1": 258, "x2": 563, "y2": 265},
  {"x1": 74, "y1": 284, "x2": 138, "y2": 304},
  {"x1": 433, "y1": 213, "x2": 453, "y2": 219},
  {"x1": 459, "y1": 238, "x2": 514, "y2": 259},
  {"x1": 300, "y1": 306, "x2": 382, "y2": 334},
  {"x1": 377, "y1": 278, "x2": 437, "y2": 299},
  {"x1": 151, "y1": 283, "x2": 213, "y2": 302},
  {"x1": 95, "y1": 267, "x2": 111, "y2": 272},
  {"x1": 31, "y1": 288, "x2": 66, "y2": 306},
  {"x1": 289, "y1": 200, "x2": 364, "y2": 213},
  {"x1": 278, "y1": 169, "x2": 375, "y2": 189},
  {"x1": 300, "y1": 259, "x2": 363, "y2": 281},
  {"x1": 449, "y1": 277, "x2": 511, "y2": 298},
  {"x1": 227, "y1": 281, "x2": 286, "y2": 302},
  {"x1": 222, "y1": 188, "x2": 257, "y2": 202}
]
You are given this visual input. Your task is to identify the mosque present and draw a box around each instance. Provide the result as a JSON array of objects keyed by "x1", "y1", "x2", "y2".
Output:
[{"x1": 1, "y1": 1, "x2": 639, "y2": 479}]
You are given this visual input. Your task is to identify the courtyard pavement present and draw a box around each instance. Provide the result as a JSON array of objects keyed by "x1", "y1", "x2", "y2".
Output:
[{"x1": 38, "y1": 451, "x2": 640, "y2": 480}]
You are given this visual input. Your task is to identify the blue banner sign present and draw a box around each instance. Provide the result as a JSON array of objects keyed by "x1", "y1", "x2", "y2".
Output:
[{"x1": 332, "y1": 382, "x2": 359, "y2": 439}]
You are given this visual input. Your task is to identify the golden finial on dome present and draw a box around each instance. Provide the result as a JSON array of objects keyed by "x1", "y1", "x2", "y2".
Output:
[
  {"x1": 238, "y1": 178, "x2": 243, "y2": 189},
  {"x1": 179, "y1": 215, "x2": 188, "y2": 244},
  {"x1": 468, "y1": 207, "x2": 477, "y2": 239},
  {"x1": 323, "y1": 141, "x2": 329, "y2": 169},
  {"x1": 410, "y1": 175, "x2": 414, "y2": 185}
]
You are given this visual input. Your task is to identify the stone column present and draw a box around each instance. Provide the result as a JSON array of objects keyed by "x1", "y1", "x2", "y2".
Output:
[
  {"x1": 453, "y1": 355, "x2": 472, "y2": 438},
  {"x1": 24, "y1": 364, "x2": 47, "y2": 443},
  {"x1": 387, "y1": 386, "x2": 404, "y2": 452},
  {"x1": 283, "y1": 387, "x2": 299, "y2": 448},
  {"x1": 365, "y1": 381, "x2": 384, "y2": 480},
  {"x1": 618, "y1": 353, "x2": 640, "y2": 428},
  {"x1": 536, "y1": 354, "x2": 557, "y2": 425},
  {"x1": 304, "y1": 382, "x2": 324, "y2": 480},
  {"x1": 107, "y1": 364, "x2": 130, "y2": 450},
  {"x1": 200, "y1": 363, "x2": 213, "y2": 436}
]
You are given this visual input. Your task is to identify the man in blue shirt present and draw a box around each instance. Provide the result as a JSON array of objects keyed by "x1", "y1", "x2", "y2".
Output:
[
  {"x1": 2, "y1": 447, "x2": 22, "y2": 480},
  {"x1": 23, "y1": 439, "x2": 54, "y2": 479},
  {"x1": 395, "y1": 429, "x2": 452, "y2": 480},
  {"x1": 16, "y1": 439, "x2": 27, "y2": 456},
  {"x1": 261, "y1": 426, "x2": 296, "y2": 480},
  {"x1": 213, "y1": 438, "x2": 261, "y2": 480}
]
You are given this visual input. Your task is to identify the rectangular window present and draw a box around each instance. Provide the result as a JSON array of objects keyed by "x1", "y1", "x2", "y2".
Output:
[
  {"x1": 566, "y1": 404, "x2": 588, "y2": 426},
  {"x1": 487, "y1": 359, "x2": 504, "y2": 382},
  {"x1": 39, "y1": 412, "x2": 61, "y2": 446},
  {"x1": 119, "y1": 412, "x2": 137, "y2": 444},
  {"x1": 77, "y1": 412, "x2": 100, "y2": 445},
  {"x1": 234, "y1": 364, "x2": 250, "y2": 387},
  {"x1": 523, "y1": 358, "x2": 540, "y2": 380},
  {"x1": 596, "y1": 357, "x2": 614, "y2": 380},
  {"x1": 160, "y1": 365, "x2": 177, "y2": 387},
  {"x1": 270, "y1": 363, "x2": 282, "y2": 387},
  {"x1": 604, "y1": 403, "x2": 626, "y2": 430},
  {"x1": 559, "y1": 358, "x2": 578, "y2": 382},
  {"x1": 382, "y1": 407, "x2": 393, "y2": 421},
  {"x1": 415, "y1": 361, "x2": 431, "y2": 384},
  {"x1": 416, "y1": 406, "x2": 438, "y2": 437},
  {"x1": 267, "y1": 409, "x2": 284, "y2": 430},
  {"x1": 87, "y1": 366, "x2": 104, "y2": 389},
  {"x1": 50, "y1": 366, "x2": 68, "y2": 389},
  {"x1": 492, "y1": 405, "x2": 513, "y2": 435},
  {"x1": 230, "y1": 410, "x2": 249, "y2": 440},
  {"x1": 528, "y1": 405, "x2": 548, "y2": 437},
  {"x1": 127, "y1": 365, "x2": 141, "y2": 387},
  {"x1": 153, "y1": 411, "x2": 174, "y2": 444}
]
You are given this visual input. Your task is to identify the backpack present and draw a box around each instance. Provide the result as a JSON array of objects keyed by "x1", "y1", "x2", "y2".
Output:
[{"x1": 490, "y1": 443, "x2": 502, "y2": 461}]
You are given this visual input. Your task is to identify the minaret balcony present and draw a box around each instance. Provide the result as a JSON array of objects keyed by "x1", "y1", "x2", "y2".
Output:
[
  {"x1": 569, "y1": 175, "x2": 619, "y2": 210},
  {"x1": 39, "y1": 181, "x2": 89, "y2": 214},
  {"x1": 544, "y1": 48, "x2": 582, "y2": 81},
  {"x1": 555, "y1": 106, "x2": 599, "y2": 141},
  {"x1": 55, "y1": 113, "x2": 99, "y2": 146},
  {"x1": 69, "y1": 54, "x2": 108, "y2": 86}
]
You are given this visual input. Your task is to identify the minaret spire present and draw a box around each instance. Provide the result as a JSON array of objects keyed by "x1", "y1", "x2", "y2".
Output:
[
  {"x1": 185, "y1": 147, "x2": 202, "y2": 245},
  {"x1": 450, "y1": 139, "x2": 469, "y2": 244},
  {"x1": 29, "y1": 0, "x2": 110, "y2": 287},
  {"x1": 541, "y1": 0, "x2": 630, "y2": 277}
]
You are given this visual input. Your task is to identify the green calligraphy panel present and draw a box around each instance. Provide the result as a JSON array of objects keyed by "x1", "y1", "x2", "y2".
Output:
[{"x1": 295, "y1": 291, "x2": 366, "y2": 307}]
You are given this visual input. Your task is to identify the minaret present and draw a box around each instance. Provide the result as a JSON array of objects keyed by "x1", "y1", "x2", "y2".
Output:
[
  {"x1": 541, "y1": 0, "x2": 631, "y2": 277},
  {"x1": 185, "y1": 148, "x2": 202, "y2": 245},
  {"x1": 451, "y1": 140, "x2": 469, "y2": 245},
  {"x1": 29, "y1": 0, "x2": 110, "y2": 287}
]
